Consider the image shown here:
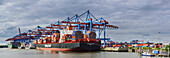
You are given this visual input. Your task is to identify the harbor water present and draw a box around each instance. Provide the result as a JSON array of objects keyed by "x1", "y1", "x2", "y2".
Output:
[{"x1": 0, "y1": 48, "x2": 169, "y2": 58}]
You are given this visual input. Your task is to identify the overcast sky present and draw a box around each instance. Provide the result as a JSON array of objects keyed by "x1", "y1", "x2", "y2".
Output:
[{"x1": 0, "y1": 0, "x2": 170, "y2": 44}]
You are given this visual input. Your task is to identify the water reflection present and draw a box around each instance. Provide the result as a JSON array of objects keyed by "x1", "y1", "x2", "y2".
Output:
[
  {"x1": 33, "y1": 50, "x2": 99, "y2": 54},
  {"x1": 1, "y1": 48, "x2": 165, "y2": 58}
]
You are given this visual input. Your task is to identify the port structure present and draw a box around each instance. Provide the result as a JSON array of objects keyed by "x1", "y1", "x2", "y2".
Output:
[
  {"x1": 5, "y1": 10, "x2": 118, "y2": 47},
  {"x1": 5, "y1": 26, "x2": 46, "y2": 44}
]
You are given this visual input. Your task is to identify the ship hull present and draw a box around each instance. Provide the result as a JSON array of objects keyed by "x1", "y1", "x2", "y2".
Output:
[{"x1": 36, "y1": 41, "x2": 101, "y2": 51}]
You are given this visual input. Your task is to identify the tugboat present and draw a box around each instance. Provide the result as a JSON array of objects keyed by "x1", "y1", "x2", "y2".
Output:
[{"x1": 35, "y1": 30, "x2": 101, "y2": 51}]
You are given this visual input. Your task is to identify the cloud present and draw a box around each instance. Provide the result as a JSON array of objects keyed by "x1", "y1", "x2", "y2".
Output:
[{"x1": 0, "y1": 0, "x2": 170, "y2": 44}]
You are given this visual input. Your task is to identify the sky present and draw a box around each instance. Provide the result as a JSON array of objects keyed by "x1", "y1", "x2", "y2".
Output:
[{"x1": 0, "y1": 0, "x2": 170, "y2": 44}]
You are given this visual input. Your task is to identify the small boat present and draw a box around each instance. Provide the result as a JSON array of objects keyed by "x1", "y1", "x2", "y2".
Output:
[
  {"x1": 102, "y1": 47, "x2": 128, "y2": 52},
  {"x1": 158, "y1": 53, "x2": 169, "y2": 57},
  {"x1": 141, "y1": 52, "x2": 155, "y2": 56}
]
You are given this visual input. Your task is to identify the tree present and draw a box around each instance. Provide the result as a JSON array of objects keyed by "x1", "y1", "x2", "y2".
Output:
[{"x1": 165, "y1": 45, "x2": 170, "y2": 52}]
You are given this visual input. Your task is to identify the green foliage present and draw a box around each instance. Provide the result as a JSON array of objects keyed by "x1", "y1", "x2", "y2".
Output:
[
  {"x1": 134, "y1": 47, "x2": 139, "y2": 49},
  {"x1": 155, "y1": 48, "x2": 161, "y2": 50},
  {"x1": 165, "y1": 45, "x2": 170, "y2": 52},
  {"x1": 129, "y1": 46, "x2": 132, "y2": 49},
  {"x1": 143, "y1": 47, "x2": 149, "y2": 49},
  {"x1": 142, "y1": 47, "x2": 152, "y2": 49},
  {"x1": 150, "y1": 47, "x2": 152, "y2": 49}
]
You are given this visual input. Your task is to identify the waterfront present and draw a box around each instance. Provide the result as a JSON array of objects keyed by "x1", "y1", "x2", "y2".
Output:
[{"x1": 0, "y1": 48, "x2": 169, "y2": 58}]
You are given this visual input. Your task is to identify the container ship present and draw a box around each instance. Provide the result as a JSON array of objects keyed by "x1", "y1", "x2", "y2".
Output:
[
  {"x1": 35, "y1": 30, "x2": 101, "y2": 51},
  {"x1": 5, "y1": 10, "x2": 118, "y2": 51}
]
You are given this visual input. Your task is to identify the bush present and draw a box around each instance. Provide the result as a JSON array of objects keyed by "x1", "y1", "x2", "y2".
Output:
[
  {"x1": 165, "y1": 45, "x2": 170, "y2": 52},
  {"x1": 143, "y1": 47, "x2": 152, "y2": 49},
  {"x1": 155, "y1": 48, "x2": 161, "y2": 50},
  {"x1": 129, "y1": 46, "x2": 132, "y2": 49},
  {"x1": 134, "y1": 47, "x2": 139, "y2": 49}
]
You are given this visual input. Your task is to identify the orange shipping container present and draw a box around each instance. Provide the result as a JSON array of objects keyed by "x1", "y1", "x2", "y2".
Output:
[
  {"x1": 87, "y1": 31, "x2": 91, "y2": 33},
  {"x1": 34, "y1": 40, "x2": 37, "y2": 44},
  {"x1": 72, "y1": 36, "x2": 76, "y2": 38},
  {"x1": 143, "y1": 44, "x2": 149, "y2": 46},
  {"x1": 67, "y1": 26, "x2": 73, "y2": 30},
  {"x1": 84, "y1": 35, "x2": 88, "y2": 38}
]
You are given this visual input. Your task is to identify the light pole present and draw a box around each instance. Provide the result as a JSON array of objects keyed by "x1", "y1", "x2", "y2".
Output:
[{"x1": 158, "y1": 32, "x2": 162, "y2": 55}]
